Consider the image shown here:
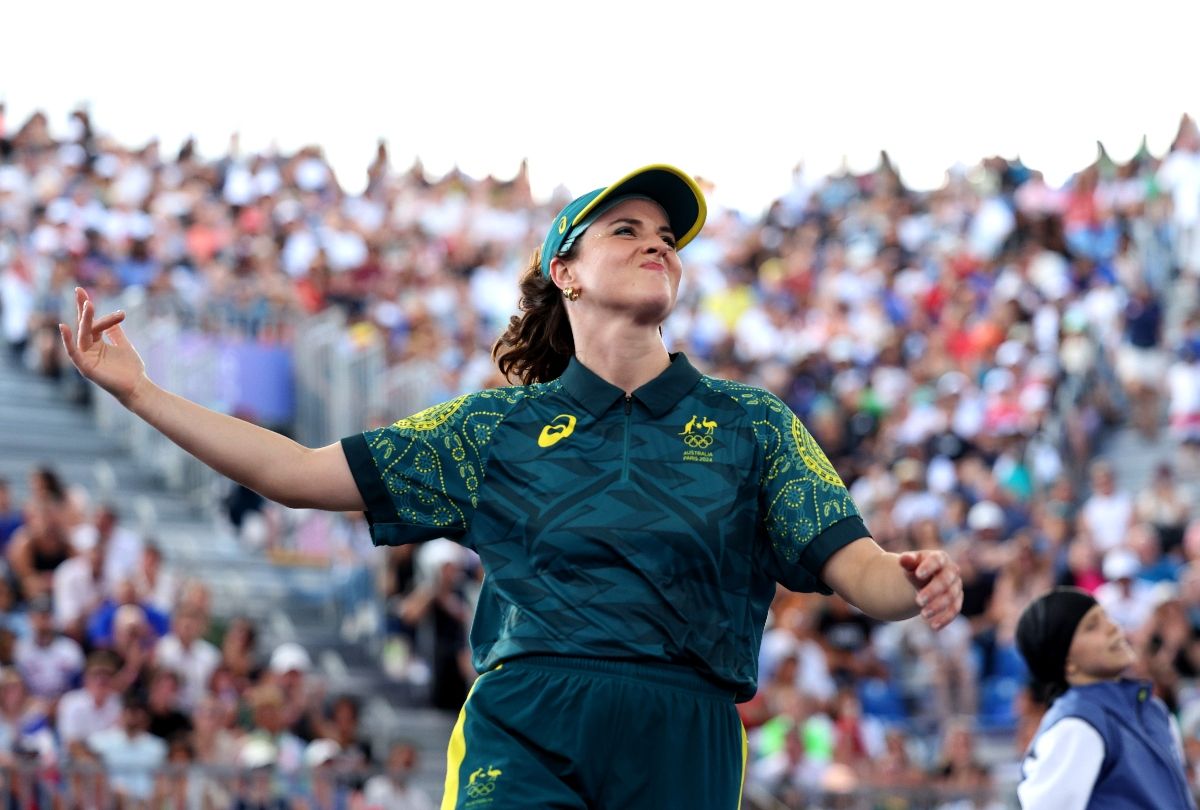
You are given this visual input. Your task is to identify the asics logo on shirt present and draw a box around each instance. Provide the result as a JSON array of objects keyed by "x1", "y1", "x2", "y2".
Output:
[{"x1": 538, "y1": 414, "x2": 577, "y2": 448}]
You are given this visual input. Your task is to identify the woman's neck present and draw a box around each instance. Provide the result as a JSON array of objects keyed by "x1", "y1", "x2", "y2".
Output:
[
  {"x1": 572, "y1": 325, "x2": 671, "y2": 394},
  {"x1": 1066, "y1": 671, "x2": 1125, "y2": 688}
]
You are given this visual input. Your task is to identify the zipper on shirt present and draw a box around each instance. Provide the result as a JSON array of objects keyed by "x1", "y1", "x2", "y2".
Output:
[{"x1": 622, "y1": 395, "x2": 632, "y2": 481}]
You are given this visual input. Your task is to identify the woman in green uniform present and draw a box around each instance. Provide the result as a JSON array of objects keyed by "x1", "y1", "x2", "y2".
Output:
[{"x1": 60, "y1": 164, "x2": 963, "y2": 809}]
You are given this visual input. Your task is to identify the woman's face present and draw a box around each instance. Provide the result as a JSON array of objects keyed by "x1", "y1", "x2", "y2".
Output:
[
  {"x1": 553, "y1": 198, "x2": 682, "y2": 325},
  {"x1": 1066, "y1": 604, "x2": 1136, "y2": 682}
]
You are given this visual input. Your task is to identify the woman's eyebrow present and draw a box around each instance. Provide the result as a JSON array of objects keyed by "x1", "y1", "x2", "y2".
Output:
[{"x1": 609, "y1": 217, "x2": 675, "y2": 234}]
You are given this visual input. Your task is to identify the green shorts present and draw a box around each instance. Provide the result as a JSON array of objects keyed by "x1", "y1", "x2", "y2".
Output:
[{"x1": 441, "y1": 656, "x2": 748, "y2": 810}]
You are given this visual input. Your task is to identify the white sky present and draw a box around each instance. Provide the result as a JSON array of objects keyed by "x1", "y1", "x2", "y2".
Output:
[{"x1": 3, "y1": 0, "x2": 1198, "y2": 214}]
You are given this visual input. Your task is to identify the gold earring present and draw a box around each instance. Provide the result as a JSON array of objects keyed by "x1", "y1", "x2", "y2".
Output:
[{"x1": 563, "y1": 287, "x2": 580, "y2": 301}]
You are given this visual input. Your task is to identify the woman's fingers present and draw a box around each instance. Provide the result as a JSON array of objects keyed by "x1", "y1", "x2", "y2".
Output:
[
  {"x1": 913, "y1": 553, "x2": 963, "y2": 629},
  {"x1": 91, "y1": 311, "x2": 126, "y2": 338},
  {"x1": 71, "y1": 288, "x2": 124, "y2": 349},
  {"x1": 58, "y1": 324, "x2": 77, "y2": 361},
  {"x1": 917, "y1": 567, "x2": 955, "y2": 606},
  {"x1": 74, "y1": 287, "x2": 88, "y2": 347},
  {"x1": 923, "y1": 580, "x2": 964, "y2": 629},
  {"x1": 78, "y1": 299, "x2": 94, "y2": 352}
]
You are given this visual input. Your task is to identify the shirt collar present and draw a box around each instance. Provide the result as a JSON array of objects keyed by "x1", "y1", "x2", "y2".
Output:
[{"x1": 560, "y1": 352, "x2": 702, "y2": 418}]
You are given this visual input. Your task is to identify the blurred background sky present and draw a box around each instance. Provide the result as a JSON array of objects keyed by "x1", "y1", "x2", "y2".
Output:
[{"x1": 3, "y1": 0, "x2": 1197, "y2": 213}]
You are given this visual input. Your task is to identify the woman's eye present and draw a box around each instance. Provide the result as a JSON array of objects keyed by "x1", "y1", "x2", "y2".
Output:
[
  {"x1": 663, "y1": 236, "x2": 678, "y2": 249},
  {"x1": 615, "y1": 226, "x2": 634, "y2": 235}
]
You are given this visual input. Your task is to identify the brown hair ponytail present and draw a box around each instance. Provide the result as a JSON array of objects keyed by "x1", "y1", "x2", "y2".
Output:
[{"x1": 492, "y1": 247, "x2": 576, "y2": 385}]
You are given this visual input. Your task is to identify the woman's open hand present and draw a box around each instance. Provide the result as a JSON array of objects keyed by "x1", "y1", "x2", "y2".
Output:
[{"x1": 58, "y1": 287, "x2": 147, "y2": 405}]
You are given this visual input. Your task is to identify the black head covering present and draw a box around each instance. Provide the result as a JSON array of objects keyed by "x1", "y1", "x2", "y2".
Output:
[{"x1": 1015, "y1": 587, "x2": 1098, "y2": 703}]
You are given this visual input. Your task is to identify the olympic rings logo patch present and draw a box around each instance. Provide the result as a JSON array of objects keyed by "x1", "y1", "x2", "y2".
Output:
[
  {"x1": 679, "y1": 414, "x2": 718, "y2": 462},
  {"x1": 466, "y1": 764, "x2": 503, "y2": 801},
  {"x1": 466, "y1": 781, "x2": 496, "y2": 798}
]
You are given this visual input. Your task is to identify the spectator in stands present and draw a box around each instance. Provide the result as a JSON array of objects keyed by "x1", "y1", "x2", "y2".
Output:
[
  {"x1": 0, "y1": 667, "x2": 55, "y2": 766},
  {"x1": 109, "y1": 603, "x2": 161, "y2": 696},
  {"x1": 86, "y1": 694, "x2": 167, "y2": 805},
  {"x1": 828, "y1": 686, "x2": 879, "y2": 774},
  {"x1": 131, "y1": 541, "x2": 176, "y2": 614},
  {"x1": 6, "y1": 497, "x2": 72, "y2": 601},
  {"x1": 299, "y1": 738, "x2": 353, "y2": 810},
  {"x1": 883, "y1": 605, "x2": 979, "y2": 727},
  {"x1": 1095, "y1": 548, "x2": 1159, "y2": 638},
  {"x1": 14, "y1": 594, "x2": 83, "y2": 702},
  {"x1": 25, "y1": 467, "x2": 66, "y2": 509},
  {"x1": 221, "y1": 615, "x2": 262, "y2": 690},
  {"x1": 190, "y1": 694, "x2": 242, "y2": 807},
  {"x1": 1060, "y1": 538, "x2": 1106, "y2": 594},
  {"x1": 52, "y1": 531, "x2": 109, "y2": 642},
  {"x1": 1142, "y1": 596, "x2": 1193, "y2": 712},
  {"x1": 70, "y1": 503, "x2": 143, "y2": 589},
  {"x1": 748, "y1": 690, "x2": 832, "y2": 807},
  {"x1": 1128, "y1": 522, "x2": 1184, "y2": 583},
  {"x1": 817, "y1": 594, "x2": 886, "y2": 688},
  {"x1": 267, "y1": 642, "x2": 324, "y2": 741},
  {"x1": 929, "y1": 717, "x2": 994, "y2": 799},
  {"x1": 192, "y1": 693, "x2": 242, "y2": 766},
  {"x1": 1117, "y1": 282, "x2": 1166, "y2": 438},
  {"x1": 240, "y1": 683, "x2": 305, "y2": 776},
  {"x1": 868, "y1": 728, "x2": 926, "y2": 800},
  {"x1": 1080, "y1": 461, "x2": 1134, "y2": 555},
  {"x1": 748, "y1": 648, "x2": 807, "y2": 732},
  {"x1": 318, "y1": 694, "x2": 371, "y2": 779},
  {"x1": 151, "y1": 735, "x2": 203, "y2": 810},
  {"x1": 363, "y1": 741, "x2": 435, "y2": 810},
  {"x1": 56, "y1": 651, "x2": 122, "y2": 757},
  {"x1": 1167, "y1": 342, "x2": 1200, "y2": 447},
  {"x1": 964, "y1": 499, "x2": 1011, "y2": 573},
  {"x1": 225, "y1": 480, "x2": 267, "y2": 537},
  {"x1": 1157, "y1": 116, "x2": 1200, "y2": 277},
  {"x1": 62, "y1": 743, "x2": 108, "y2": 809},
  {"x1": 155, "y1": 602, "x2": 220, "y2": 711},
  {"x1": 757, "y1": 598, "x2": 836, "y2": 710},
  {"x1": 989, "y1": 532, "x2": 1055, "y2": 649},
  {"x1": 396, "y1": 539, "x2": 472, "y2": 711},
  {"x1": 1135, "y1": 462, "x2": 1192, "y2": 557},
  {"x1": 145, "y1": 668, "x2": 192, "y2": 742},
  {"x1": 86, "y1": 577, "x2": 169, "y2": 650}
]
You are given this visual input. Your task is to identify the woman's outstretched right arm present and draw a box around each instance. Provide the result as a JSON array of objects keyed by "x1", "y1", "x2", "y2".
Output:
[{"x1": 59, "y1": 287, "x2": 365, "y2": 512}]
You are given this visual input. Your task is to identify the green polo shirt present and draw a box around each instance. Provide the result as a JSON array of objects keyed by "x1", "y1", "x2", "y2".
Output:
[{"x1": 342, "y1": 353, "x2": 868, "y2": 701}]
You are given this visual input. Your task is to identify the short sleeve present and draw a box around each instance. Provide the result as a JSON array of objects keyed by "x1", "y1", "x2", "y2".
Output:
[
  {"x1": 341, "y1": 393, "x2": 495, "y2": 546},
  {"x1": 753, "y1": 394, "x2": 869, "y2": 592}
]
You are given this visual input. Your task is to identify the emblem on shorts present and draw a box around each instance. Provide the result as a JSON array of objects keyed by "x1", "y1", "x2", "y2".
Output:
[
  {"x1": 679, "y1": 414, "x2": 718, "y2": 462},
  {"x1": 538, "y1": 414, "x2": 577, "y2": 448},
  {"x1": 465, "y1": 764, "x2": 503, "y2": 804}
]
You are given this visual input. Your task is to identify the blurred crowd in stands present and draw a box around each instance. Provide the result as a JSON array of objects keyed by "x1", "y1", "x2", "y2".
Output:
[
  {"x1": 4, "y1": 102, "x2": 1200, "y2": 806},
  {"x1": 0, "y1": 468, "x2": 432, "y2": 809}
]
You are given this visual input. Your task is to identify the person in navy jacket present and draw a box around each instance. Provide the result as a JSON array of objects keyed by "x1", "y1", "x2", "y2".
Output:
[{"x1": 1016, "y1": 586, "x2": 1196, "y2": 809}]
